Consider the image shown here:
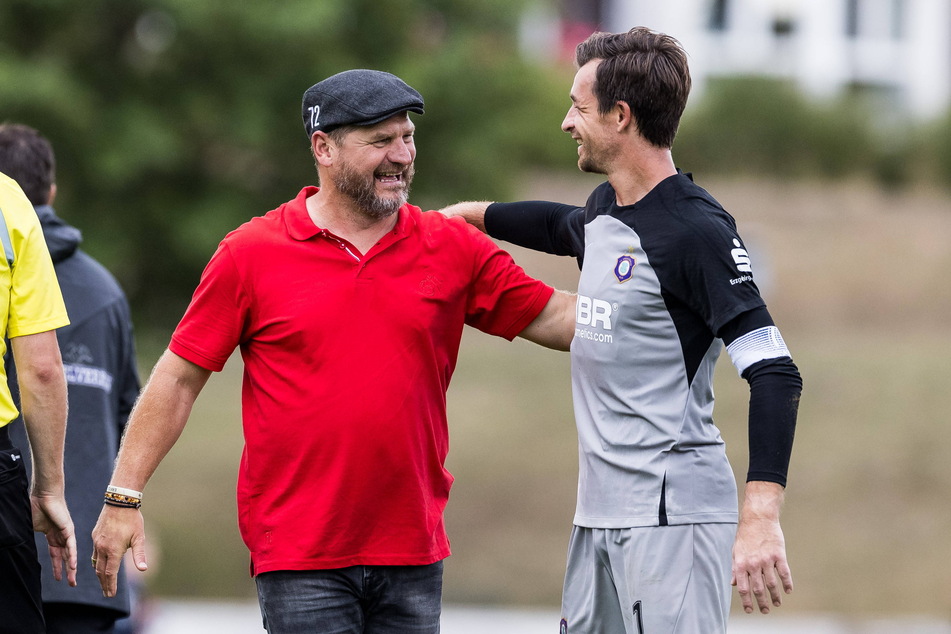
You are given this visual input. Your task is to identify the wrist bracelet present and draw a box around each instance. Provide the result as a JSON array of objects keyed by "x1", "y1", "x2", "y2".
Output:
[
  {"x1": 107, "y1": 485, "x2": 143, "y2": 499},
  {"x1": 104, "y1": 491, "x2": 142, "y2": 509}
]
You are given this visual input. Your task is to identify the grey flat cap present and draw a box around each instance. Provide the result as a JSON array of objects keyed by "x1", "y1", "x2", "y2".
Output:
[{"x1": 301, "y1": 69, "x2": 424, "y2": 137}]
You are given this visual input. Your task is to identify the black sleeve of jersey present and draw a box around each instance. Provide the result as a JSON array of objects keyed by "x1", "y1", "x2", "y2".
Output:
[
  {"x1": 716, "y1": 306, "x2": 774, "y2": 344},
  {"x1": 743, "y1": 356, "x2": 802, "y2": 487},
  {"x1": 720, "y1": 307, "x2": 801, "y2": 487},
  {"x1": 485, "y1": 201, "x2": 584, "y2": 261}
]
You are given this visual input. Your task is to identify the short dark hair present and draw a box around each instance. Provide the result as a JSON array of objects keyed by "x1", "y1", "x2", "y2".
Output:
[
  {"x1": 0, "y1": 123, "x2": 55, "y2": 206},
  {"x1": 576, "y1": 27, "x2": 691, "y2": 148},
  {"x1": 326, "y1": 125, "x2": 354, "y2": 146}
]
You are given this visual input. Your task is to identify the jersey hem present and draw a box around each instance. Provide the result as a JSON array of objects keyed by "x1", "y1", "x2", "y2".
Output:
[
  {"x1": 168, "y1": 338, "x2": 227, "y2": 372},
  {"x1": 249, "y1": 549, "x2": 451, "y2": 576},
  {"x1": 6, "y1": 314, "x2": 70, "y2": 338},
  {"x1": 496, "y1": 285, "x2": 554, "y2": 341},
  {"x1": 573, "y1": 511, "x2": 738, "y2": 528}
]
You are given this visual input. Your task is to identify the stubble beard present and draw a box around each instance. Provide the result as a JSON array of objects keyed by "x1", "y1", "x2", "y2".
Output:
[
  {"x1": 579, "y1": 154, "x2": 604, "y2": 174},
  {"x1": 332, "y1": 161, "x2": 415, "y2": 221},
  {"x1": 577, "y1": 138, "x2": 610, "y2": 175}
]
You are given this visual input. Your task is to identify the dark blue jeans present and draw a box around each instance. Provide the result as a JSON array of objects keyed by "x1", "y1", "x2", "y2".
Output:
[{"x1": 255, "y1": 562, "x2": 443, "y2": 634}]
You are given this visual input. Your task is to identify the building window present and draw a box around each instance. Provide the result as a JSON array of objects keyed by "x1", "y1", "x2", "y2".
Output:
[
  {"x1": 846, "y1": 0, "x2": 860, "y2": 38},
  {"x1": 846, "y1": 0, "x2": 906, "y2": 40},
  {"x1": 709, "y1": 0, "x2": 729, "y2": 31},
  {"x1": 890, "y1": 0, "x2": 905, "y2": 40},
  {"x1": 772, "y1": 16, "x2": 796, "y2": 38}
]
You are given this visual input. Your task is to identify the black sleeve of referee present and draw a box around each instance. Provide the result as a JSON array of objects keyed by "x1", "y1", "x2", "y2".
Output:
[
  {"x1": 742, "y1": 356, "x2": 802, "y2": 487},
  {"x1": 485, "y1": 201, "x2": 583, "y2": 258}
]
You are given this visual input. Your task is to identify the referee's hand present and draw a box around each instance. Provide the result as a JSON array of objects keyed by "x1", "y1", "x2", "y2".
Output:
[{"x1": 32, "y1": 492, "x2": 78, "y2": 587}]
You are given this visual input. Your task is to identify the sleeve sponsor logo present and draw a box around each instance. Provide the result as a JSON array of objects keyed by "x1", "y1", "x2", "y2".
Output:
[
  {"x1": 731, "y1": 238, "x2": 752, "y2": 272},
  {"x1": 730, "y1": 238, "x2": 754, "y2": 285}
]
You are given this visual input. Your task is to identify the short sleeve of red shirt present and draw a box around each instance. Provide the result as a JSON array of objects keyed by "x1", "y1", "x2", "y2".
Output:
[
  {"x1": 453, "y1": 219, "x2": 553, "y2": 340},
  {"x1": 169, "y1": 242, "x2": 248, "y2": 371}
]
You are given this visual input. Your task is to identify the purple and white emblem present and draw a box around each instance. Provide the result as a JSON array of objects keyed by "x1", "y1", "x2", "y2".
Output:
[{"x1": 614, "y1": 254, "x2": 636, "y2": 283}]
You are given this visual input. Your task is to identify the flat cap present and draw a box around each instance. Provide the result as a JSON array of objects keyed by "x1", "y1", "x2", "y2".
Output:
[{"x1": 302, "y1": 69, "x2": 424, "y2": 138}]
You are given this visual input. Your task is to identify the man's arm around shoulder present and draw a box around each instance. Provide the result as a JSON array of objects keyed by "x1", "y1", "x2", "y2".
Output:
[
  {"x1": 440, "y1": 202, "x2": 578, "y2": 351},
  {"x1": 438, "y1": 201, "x2": 490, "y2": 233},
  {"x1": 440, "y1": 200, "x2": 582, "y2": 257}
]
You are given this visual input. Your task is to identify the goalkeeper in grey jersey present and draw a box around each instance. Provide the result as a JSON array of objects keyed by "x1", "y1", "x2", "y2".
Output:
[{"x1": 442, "y1": 27, "x2": 802, "y2": 634}]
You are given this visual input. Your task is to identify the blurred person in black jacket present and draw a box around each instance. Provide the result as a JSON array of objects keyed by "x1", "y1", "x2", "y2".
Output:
[{"x1": 1, "y1": 123, "x2": 141, "y2": 634}]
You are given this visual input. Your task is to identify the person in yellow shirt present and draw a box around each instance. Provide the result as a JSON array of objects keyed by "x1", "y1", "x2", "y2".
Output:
[{"x1": 0, "y1": 172, "x2": 76, "y2": 634}]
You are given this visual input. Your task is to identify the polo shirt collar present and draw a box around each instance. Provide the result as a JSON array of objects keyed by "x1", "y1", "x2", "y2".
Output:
[
  {"x1": 284, "y1": 186, "x2": 417, "y2": 242},
  {"x1": 285, "y1": 186, "x2": 322, "y2": 241}
]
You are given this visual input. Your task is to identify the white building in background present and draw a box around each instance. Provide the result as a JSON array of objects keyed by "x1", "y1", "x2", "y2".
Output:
[{"x1": 523, "y1": 0, "x2": 951, "y2": 120}]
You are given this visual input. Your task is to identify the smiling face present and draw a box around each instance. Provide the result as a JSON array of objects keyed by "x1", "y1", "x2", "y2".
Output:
[
  {"x1": 561, "y1": 60, "x2": 619, "y2": 175},
  {"x1": 326, "y1": 113, "x2": 416, "y2": 221}
]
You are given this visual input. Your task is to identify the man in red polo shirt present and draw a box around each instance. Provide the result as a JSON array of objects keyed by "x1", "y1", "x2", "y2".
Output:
[{"x1": 90, "y1": 70, "x2": 575, "y2": 633}]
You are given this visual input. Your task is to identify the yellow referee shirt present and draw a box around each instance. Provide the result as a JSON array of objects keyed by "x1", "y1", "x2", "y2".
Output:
[{"x1": 0, "y1": 172, "x2": 69, "y2": 426}]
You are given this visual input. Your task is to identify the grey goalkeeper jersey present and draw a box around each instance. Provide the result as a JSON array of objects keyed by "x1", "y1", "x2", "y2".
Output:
[{"x1": 493, "y1": 173, "x2": 784, "y2": 528}]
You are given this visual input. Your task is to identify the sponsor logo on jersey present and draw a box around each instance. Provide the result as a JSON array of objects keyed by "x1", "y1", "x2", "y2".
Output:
[
  {"x1": 577, "y1": 295, "x2": 613, "y2": 329},
  {"x1": 730, "y1": 274, "x2": 753, "y2": 285},
  {"x1": 731, "y1": 238, "x2": 752, "y2": 272},
  {"x1": 729, "y1": 238, "x2": 755, "y2": 285},
  {"x1": 576, "y1": 294, "x2": 615, "y2": 343},
  {"x1": 614, "y1": 254, "x2": 636, "y2": 283}
]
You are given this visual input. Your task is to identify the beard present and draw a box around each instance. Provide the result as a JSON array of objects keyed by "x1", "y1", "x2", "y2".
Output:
[
  {"x1": 578, "y1": 152, "x2": 605, "y2": 174},
  {"x1": 577, "y1": 139, "x2": 611, "y2": 175},
  {"x1": 575, "y1": 128, "x2": 620, "y2": 175},
  {"x1": 331, "y1": 160, "x2": 415, "y2": 221}
]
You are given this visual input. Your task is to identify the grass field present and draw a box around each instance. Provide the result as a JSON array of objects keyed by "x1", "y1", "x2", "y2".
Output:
[{"x1": 138, "y1": 173, "x2": 951, "y2": 620}]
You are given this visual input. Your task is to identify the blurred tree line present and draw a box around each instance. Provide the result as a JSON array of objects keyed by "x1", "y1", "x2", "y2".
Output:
[
  {"x1": 0, "y1": 0, "x2": 570, "y2": 335},
  {"x1": 4, "y1": 1, "x2": 951, "y2": 337}
]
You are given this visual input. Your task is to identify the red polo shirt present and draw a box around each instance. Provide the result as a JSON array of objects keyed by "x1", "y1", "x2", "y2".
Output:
[{"x1": 169, "y1": 187, "x2": 553, "y2": 574}]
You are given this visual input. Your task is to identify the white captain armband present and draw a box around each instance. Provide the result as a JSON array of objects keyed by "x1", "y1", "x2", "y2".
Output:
[{"x1": 726, "y1": 326, "x2": 791, "y2": 376}]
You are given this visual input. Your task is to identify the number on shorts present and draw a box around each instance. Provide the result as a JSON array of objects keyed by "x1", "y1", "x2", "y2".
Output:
[{"x1": 632, "y1": 601, "x2": 643, "y2": 634}]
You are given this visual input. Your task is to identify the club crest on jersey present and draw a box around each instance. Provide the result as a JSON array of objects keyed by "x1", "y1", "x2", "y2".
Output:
[
  {"x1": 418, "y1": 274, "x2": 442, "y2": 297},
  {"x1": 614, "y1": 255, "x2": 636, "y2": 283},
  {"x1": 560, "y1": 618, "x2": 568, "y2": 634}
]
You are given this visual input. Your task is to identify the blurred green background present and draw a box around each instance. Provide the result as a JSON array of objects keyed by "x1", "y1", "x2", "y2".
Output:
[{"x1": 3, "y1": 0, "x2": 950, "y2": 621}]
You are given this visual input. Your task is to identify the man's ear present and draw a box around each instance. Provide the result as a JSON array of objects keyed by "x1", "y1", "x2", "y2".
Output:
[
  {"x1": 311, "y1": 131, "x2": 336, "y2": 167},
  {"x1": 48, "y1": 183, "x2": 57, "y2": 205},
  {"x1": 615, "y1": 101, "x2": 635, "y2": 133}
]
